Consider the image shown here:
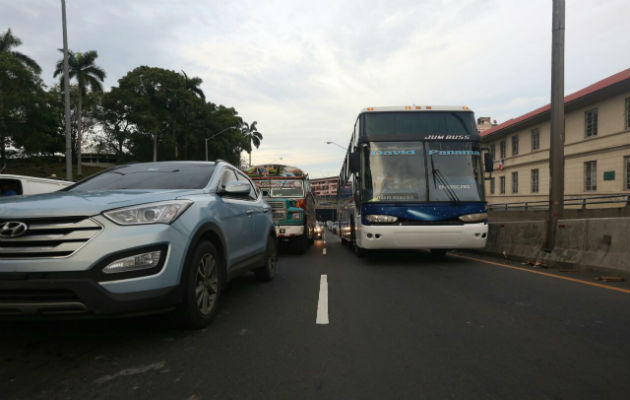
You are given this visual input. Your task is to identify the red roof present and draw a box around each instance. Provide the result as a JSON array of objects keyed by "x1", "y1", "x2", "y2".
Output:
[{"x1": 481, "y1": 68, "x2": 630, "y2": 137}]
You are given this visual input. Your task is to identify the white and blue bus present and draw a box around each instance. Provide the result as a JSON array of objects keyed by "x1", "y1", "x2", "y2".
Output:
[{"x1": 337, "y1": 106, "x2": 492, "y2": 255}]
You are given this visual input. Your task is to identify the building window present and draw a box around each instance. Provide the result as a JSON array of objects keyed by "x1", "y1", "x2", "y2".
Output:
[
  {"x1": 499, "y1": 140, "x2": 506, "y2": 159},
  {"x1": 511, "y1": 135, "x2": 519, "y2": 155},
  {"x1": 584, "y1": 161, "x2": 597, "y2": 191},
  {"x1": 511, "y1": 171, "x2": 518, "y2": 193},
  {"x1": 531, "y1": 169, "x2": 539, "y2": 193},
  {"x1": 500, "y1": 176, "x2": 505, "y2": 194},
  {"x1": 490, "y1": 143, "x2": 496, "y2": 162},
  {"x1": 625, "y1": 98, "x2": 630, "y2": 129},
  {"x1": 490, "y1": 177, "x2": 495, "y2": 194},
  {"x1": 625, "y1": 156, "x2": 630, "y2": 190},
  {"x1": 585, "y1": 108, "x2": 598, "y2": 137},
  {"x1": 531, "y1": 128, "x2": 540, "y2": 150}
]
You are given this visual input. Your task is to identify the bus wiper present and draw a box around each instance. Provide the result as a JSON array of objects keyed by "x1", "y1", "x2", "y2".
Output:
[{"x1": 430, "y1": 155, "x2": 460, "y2": 203}]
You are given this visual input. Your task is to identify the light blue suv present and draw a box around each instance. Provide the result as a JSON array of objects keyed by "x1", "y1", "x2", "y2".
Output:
[{"x1": 0, "y1": 161, "x2": 277, "y2": 328}]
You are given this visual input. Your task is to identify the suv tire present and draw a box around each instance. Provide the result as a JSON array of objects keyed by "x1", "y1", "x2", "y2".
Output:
[
  {"x1": 254, "y1": 235, "x2": 278, "y2": 281},
  {"x1": 176, "y1": 241, "x2": 224, "y2": 329}
]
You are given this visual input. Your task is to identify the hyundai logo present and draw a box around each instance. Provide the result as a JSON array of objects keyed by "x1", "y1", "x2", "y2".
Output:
[{"x1": 0, "y1": 221, "x2": 29, "y2": 239}]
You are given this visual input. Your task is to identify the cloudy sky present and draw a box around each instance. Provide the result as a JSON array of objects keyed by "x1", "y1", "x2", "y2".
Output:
[{"x1": 3, "y1": 0, "x2": 628, "y2": 177}]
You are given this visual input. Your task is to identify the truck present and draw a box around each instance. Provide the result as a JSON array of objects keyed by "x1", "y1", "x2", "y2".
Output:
[{"x1": 244, "y1": 164, "x2": 316, "y2": 253}]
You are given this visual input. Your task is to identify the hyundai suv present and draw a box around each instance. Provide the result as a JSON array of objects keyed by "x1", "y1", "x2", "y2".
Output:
[{"x1": 0, "y1": 161, "x2": 277, "y2": 328}]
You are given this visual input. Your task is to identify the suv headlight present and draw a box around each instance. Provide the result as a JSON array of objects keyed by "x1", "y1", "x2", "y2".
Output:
[
  {"x1": 103, "y1": 200, "x2": 193, "y2": 225},
  {"x1": 458, "y1": 213, "x2": 487, "y2": 222},
  {"x1": 366, "y1": 214, "x2": 398, "y2": 223}
]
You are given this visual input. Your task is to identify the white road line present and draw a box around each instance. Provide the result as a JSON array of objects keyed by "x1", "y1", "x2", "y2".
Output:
[
  {"x1": 316, "y1": 274, "x2": 329, "y2": 325},
  {"x1": 323, "y1": 248, "x2": 327, "y2": 255}
]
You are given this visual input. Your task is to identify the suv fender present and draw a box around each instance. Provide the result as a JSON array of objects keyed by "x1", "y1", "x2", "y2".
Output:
[{"x1": 179, "y1": 222, "x2": 228, "y2": 291}]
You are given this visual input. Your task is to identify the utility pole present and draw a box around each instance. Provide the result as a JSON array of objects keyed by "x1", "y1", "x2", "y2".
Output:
[
  {"x1": 544, "y1": 0, "x2": 565, "y2": 251},
  {"x1": 61, "y1": 0, "x2": 72, "y2": 181}
]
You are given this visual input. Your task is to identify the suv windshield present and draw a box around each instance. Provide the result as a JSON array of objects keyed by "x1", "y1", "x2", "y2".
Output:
[
  {"x1": 362, "y1": 141, "x2": 484, "y2": 202},
  {"x1": 68, "y1": 163, "x2": 216, "y2": 191}
]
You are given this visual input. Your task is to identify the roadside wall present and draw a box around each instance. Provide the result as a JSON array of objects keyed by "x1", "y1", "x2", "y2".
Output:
[{"x1": 480, "y1": 213, "x2": 630, "y2": 277}]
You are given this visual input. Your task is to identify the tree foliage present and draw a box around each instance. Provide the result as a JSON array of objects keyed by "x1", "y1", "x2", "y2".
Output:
[
  {"x1": 53, "y1": 49, "x2": 106, "y2": 177},
  {"x1": 0, "y1": 29, "x2": 262, "y2": 171}
]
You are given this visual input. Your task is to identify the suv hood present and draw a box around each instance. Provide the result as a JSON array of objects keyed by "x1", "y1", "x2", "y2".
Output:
[{"x1": 0, "y1": 189, "x2": 204, "y2": 219}]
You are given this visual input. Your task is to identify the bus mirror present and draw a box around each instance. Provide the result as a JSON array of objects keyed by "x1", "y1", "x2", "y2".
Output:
[
  {"x1": 349, "y1": 152, "x2": 360, "y2": 173},
  {"x1": 484, "y1": 153, "x2": 493, "y2": 172}
]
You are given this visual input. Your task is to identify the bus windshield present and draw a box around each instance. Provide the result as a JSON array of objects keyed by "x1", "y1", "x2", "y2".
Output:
[
  {"x1": 362, "y1": 141, "x2": 484, "y2": 202},
  {"x1": 364, "y1": 111, "x2": 477, "y2": 139},
  {"x1": 263, "y1": 179, "x2": 305, "y2": 197},
  {"x1": 362, "y1": 142, "x2": 426, "y2": 202}
]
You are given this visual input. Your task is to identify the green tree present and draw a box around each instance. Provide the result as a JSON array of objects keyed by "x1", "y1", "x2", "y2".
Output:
[
  {"x1": 113, "y1": 66, "x2": 188, "y2": 161},
  {"x1": 97, "y1": 87, "x2": 136, "y2": 160},
  {"x1": 53, "y1": 50, "x2": 105, "y2": 177},
  {"x1": 103, "y1": 66, "x2": 253, "y2": 165},
  {"x1": 241, "y1": 121, "x2": 263, "y2": 167},
  {"x1": 181, "y1": 70, "x2": 205, "y2": 102},
  {"x1": 0, "y1": 53, "x2": 48, "y2": 167},
  {"x1": 0, "y1": 28, "x2": 41, "y2": 74}
]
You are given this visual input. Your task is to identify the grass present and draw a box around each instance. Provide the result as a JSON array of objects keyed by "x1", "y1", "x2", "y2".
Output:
[{"x1": 3, "y1": 157, "x2": 107, "y2": 181}]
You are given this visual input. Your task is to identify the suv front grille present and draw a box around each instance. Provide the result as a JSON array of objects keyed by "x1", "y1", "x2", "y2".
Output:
[
  {"x1": 0, "y1": 288, "x2": 79, "y2": 302},
  {"x1": 0, "y1": 217, "x2": 102, "y2": 258}
]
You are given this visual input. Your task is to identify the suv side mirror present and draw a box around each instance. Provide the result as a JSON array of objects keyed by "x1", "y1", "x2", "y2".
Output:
[
  {"x1": 349, "y1": 151, "x2": 360, "y2": 174},
  {"x1": 220, "y1": 181, "x2": 251, "y2": 196},
  {"x1": 483, "y1": 153, "x2": 493, "y2": 172}
]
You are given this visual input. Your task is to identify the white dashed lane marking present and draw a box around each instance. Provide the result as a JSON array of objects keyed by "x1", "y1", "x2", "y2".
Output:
[{"x1": 316, "y1": 274, "x2": 329, "y2": 325}]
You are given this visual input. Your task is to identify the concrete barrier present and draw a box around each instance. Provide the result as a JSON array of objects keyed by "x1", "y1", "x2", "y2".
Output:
[{"x1": 479, "y1": 216, "x2": 629, "y2": 277}]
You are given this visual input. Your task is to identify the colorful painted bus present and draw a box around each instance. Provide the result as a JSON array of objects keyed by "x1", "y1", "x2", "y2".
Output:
[{"x1": 244, "y1": 164, "x2": 316, "y2": 253}]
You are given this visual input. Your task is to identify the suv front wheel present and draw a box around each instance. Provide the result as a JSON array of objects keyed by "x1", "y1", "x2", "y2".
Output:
[{"x1": 176, "y1": 241, "x2": 224, "y2": 329}]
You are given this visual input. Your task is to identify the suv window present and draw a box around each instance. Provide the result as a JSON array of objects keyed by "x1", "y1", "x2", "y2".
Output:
[{"x1": 69, "y1": 163, "x2": 216, "y2": 191}]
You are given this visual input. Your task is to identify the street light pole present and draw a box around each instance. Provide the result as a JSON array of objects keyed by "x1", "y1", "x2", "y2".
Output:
[
  {"x1": 204, "y1": 125, "x2": 239, "y2": 161},
  {"x1": 544, "y1": 0, "x2": 565, "y2": 251},
  {"x1": 326, "y1": 141, "x2": 346, "y2": 151},
  {"x1": 61, "y1": 0, "x2": 72, "y2": 181}
]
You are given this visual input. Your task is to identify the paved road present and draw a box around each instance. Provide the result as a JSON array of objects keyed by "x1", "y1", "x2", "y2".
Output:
[{"x1": 1, "y1": 232, "x2": 628, "y2": 399}]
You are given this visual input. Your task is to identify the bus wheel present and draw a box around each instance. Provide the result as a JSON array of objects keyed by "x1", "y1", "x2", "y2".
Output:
[
  {"x1": 296, "y1": 233, "x2": 309, "y2": 254},
  {"x1": 353, "y1": 243, "x2": 367, "y2": 257}
]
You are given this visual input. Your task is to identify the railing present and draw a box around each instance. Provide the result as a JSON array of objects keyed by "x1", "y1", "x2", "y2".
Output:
[{"x1": 488, "y1": 194, "x2": 630, "y2": 211}]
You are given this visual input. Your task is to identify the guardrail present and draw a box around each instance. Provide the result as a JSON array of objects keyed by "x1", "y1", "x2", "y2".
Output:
[{"x1": 488, "y1": 194, "x2": 630, "y2": 211}]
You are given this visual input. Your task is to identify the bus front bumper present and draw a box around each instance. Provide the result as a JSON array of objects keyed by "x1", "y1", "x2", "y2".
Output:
[
  {"x1": 356, "y1": 223, "x2": 487, "y2": 250},
  {"x1": 275, "y1": 225, "x2": 305, "y2": 238}
]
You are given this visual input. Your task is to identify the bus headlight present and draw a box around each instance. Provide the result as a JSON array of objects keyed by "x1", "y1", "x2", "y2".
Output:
[
  {"x1": 458, "y1": 213, "x2": 487, "y2": 222},
  {"x1": 366, "y1": 215, "x2": 398, "y2": 223}
]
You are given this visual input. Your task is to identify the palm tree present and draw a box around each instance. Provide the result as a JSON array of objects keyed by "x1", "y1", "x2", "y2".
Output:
[
  {"x1": 241, "y1": 121, "x2": 262, "y2": 167},
  {"x1": 54, "y1": 50, "x2": 105, "y2": 176},
  {"x1": 179, "y1": 71, "x2": 205, "y2": 159},
  {"x1": 0, "y1": 29, "x2": 41, "y2": 74},
  {"x1": 181, "y1": 70, "x2": 205, "y2": 101}
]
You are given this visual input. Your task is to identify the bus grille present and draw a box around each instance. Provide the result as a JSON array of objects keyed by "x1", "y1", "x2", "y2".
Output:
[
  {"x1": 268, "y1": 201, "x2": 286, "y2": 222},
  {"x1": 0, "y1": 217, "x2": 102, "y2": 258}
]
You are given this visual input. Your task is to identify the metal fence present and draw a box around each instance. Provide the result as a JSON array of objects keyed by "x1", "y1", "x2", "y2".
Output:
[{"x1": 487, "y1": 194, "x2": 630, "y2": 211}]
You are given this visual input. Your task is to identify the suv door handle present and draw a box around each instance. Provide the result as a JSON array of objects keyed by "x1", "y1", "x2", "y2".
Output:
[
  {"x1": 246, "y1": 209, "x2": 254, "y2": 215},
  {"x1": 263, "y1": 208, "x2": 270, "y2": 213}
]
